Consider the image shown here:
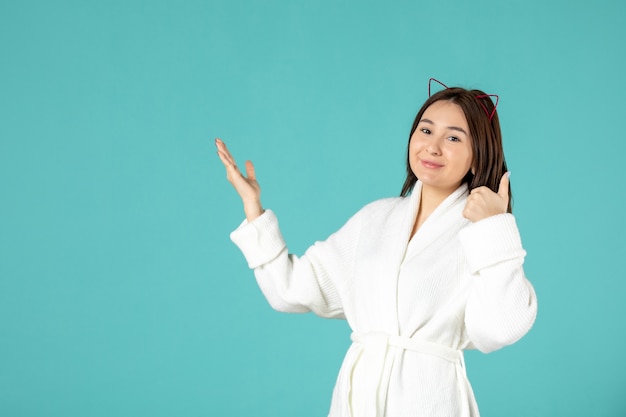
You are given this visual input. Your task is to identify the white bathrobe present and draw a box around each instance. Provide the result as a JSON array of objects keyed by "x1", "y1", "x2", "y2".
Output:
[{"x1": 230, "y1": 181, "x2": 537, "y2": 417}]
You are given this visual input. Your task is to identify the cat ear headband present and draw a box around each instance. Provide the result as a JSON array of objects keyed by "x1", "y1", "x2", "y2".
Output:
[{"x1": 428, "y1": 78, "x2": 499, "y2": 121}]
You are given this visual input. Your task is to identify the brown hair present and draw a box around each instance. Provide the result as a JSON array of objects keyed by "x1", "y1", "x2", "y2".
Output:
[{"x1": 399, "y1": 86, "x2": 512, "y2": 212}]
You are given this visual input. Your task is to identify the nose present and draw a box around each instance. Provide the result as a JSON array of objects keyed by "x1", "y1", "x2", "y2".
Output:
[{"x1": 426, "y1": 137, "x2": 443, "y2": 155}]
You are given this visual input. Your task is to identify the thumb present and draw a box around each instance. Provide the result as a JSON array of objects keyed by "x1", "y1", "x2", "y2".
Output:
[
  {"x1": 245, "y1": 160, "x2": 256, "y2": 181},
  {"x1": 498, "y1": 172, "x2": 510, "y2": 198}
]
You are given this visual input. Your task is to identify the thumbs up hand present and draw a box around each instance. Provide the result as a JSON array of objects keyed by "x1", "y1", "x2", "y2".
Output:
[{"x1": 462, "y1": 172, "x2": 510, "y2": 222}]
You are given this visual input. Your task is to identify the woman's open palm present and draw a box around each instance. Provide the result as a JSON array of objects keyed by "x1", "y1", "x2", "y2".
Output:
[{"x1": 215, "y1": 138, "x2": 264, "y2": 221}]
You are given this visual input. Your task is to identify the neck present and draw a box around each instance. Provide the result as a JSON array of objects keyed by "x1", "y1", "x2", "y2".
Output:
[
  {"x1": 419, "y1": 184, "x2": 459, "y2": 213},
  {"x1": 410, "y1": 182, "x2": 460, "y2": 238}
]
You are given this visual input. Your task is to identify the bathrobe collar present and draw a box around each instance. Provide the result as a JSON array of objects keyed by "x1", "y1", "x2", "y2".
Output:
[{"x1": 402, "y1": 181, "x2": 470, "y2": 262}]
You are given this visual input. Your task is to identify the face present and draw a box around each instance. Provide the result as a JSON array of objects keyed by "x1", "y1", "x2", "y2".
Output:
[{"x1": 409, "y1": 100, "x2": 473, "y2": 196}]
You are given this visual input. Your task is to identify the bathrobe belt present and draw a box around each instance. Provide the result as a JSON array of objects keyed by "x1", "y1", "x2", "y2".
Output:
[{"x1": 350, "y1": 332, "x2": 479, "y2": 417}]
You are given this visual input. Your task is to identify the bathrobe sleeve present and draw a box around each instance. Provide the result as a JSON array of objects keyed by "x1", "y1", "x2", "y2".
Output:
[
  {"x1": 230, "y1": 209, "x2": 361, "y2": 319},
  {"x1": 459, "y1": 213, "x2": 538, "y2": 353}
]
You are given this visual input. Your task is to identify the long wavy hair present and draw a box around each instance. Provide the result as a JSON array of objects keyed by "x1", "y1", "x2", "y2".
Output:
[{"x1": 400, "y1": 86, "x2": 512, "y2": 212}]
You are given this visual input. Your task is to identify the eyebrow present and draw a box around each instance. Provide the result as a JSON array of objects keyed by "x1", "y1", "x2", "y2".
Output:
[{"x1": 420, "y1": 118, "x2": 468, "y2": 136}]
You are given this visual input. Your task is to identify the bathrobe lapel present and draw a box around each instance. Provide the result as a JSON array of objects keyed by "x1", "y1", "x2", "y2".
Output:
[
  {"x1": 403, "y1": 182, "x2": 469, "y2": 264},
  {"x1": 348, "y1": 182, "x2": 468, "y2": 333}
]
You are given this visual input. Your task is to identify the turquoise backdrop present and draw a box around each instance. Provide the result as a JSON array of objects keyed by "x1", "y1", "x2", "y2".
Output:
[{"x1": 1, "y1": 0, "x2": 625, "y2": 416}]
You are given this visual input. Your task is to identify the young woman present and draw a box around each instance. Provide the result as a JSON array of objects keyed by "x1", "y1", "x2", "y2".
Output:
[{"x1": 215, "y1": 79, "x2": 538, "y2": 417}]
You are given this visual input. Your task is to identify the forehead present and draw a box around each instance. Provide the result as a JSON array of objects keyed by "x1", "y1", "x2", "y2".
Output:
[{"x1": 421, "y1": 100, "x2": 468, "y2": 128}]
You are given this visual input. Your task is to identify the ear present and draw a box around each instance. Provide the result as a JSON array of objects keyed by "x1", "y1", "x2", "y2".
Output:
[{"x1": 471, "y1": 165, "x2": 476, "y2": 175}]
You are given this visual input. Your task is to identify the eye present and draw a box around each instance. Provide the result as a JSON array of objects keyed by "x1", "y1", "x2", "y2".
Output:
[
  {"x1": 447, "y1": 136, "x2": 461, "y2": 142},
  {"x1": 420, "y1": 128, "x2": 431, "y2": 134}
]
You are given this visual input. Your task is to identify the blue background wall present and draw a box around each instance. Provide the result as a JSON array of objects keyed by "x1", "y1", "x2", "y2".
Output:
[{"x1": 1, "y1": 0, "x2": 625, "y2": 416}]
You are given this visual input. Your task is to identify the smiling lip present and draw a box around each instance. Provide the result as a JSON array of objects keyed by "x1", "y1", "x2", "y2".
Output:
[{"x1": 420, "y1": 159, "x2": 444, "y2": 169}]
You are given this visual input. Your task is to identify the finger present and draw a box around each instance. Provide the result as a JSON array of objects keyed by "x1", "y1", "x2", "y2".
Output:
[
  {"x1": 217, "y1": 151, "x2": 245, "y2": 182},
  {"x1": 462, "y1": 204, "x2": 476, "y2": 221},
  {"x1": 215, "y1": 141, "x2": 236, "y2": 165},
  {"x1": 214, "y1": 138, "x2": 229, "y2": 161},
  {"x1": 498, "y1": 172, "x2": 510, "y2": 199},
  {"x1": 245, "y1": 160, "x2": 256, "y2": 181},
  {"x1": 470, "y1": 186, "x2": 488, "y2": 194},
  {"x1": 215, "y1": 138, "x2": 236, "y2": 166},
  {"x1": 215, "y1": 137, "x2": 227, "y2": 154},
  {"x1": 216, "y1": 149, "x2": 236, "y2": 170}
]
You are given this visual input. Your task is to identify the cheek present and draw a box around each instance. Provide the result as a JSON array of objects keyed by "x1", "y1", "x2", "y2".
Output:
[
  {"x1": 407, "y1": 140, "x2": 421, "y2": 171},
  {"x1": 465, "y1": 152, "x2": 474, "y2": 174},
  {"x1": 453, "y1": 148, "x2": 473, "y2": 172},
  {"x1": 408, "y1": 135, "x2": 423, "y2": 152},
  {"x1": 460, "y1": 143, "x2": 473, "y2": 166}
]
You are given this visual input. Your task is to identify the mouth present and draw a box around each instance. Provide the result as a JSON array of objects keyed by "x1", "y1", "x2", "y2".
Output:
[{"x1": 420, "y1": 159, "x2": 444, "y2": 169}]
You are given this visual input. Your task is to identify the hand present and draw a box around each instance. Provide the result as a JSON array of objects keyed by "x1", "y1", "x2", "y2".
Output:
[
  {"x1": 462, "y1": 172, "x2": 510, "y2": 222},
  {"x1": 215, "y1": 138, "x2": 264, "y2": 221}
]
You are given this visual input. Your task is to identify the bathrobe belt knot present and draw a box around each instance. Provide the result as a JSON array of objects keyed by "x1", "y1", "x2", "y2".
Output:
[{"x1": 349, "y1": 332, "x2": 478, "y2": 417}]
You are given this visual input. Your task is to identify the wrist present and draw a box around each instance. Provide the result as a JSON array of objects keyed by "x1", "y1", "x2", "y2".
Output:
[{"x1": 243, "y1": 200, "x2": 264, "y2": 222}]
